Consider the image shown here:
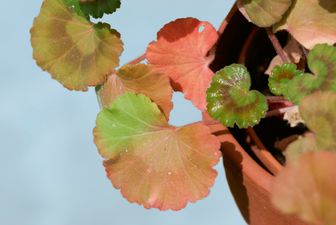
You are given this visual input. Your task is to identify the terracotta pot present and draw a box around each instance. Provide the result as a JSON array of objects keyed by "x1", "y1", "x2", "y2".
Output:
[{"x1": 206, "y1": 5, "x2": 310, "y2": 225}]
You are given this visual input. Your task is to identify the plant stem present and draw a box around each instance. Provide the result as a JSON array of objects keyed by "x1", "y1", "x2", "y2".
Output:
[
  {"x1": 266, "y1": 105, "x2": 298, "y2": 118},
  {"x1": 266, "y1": 28, "x2": 289, "y2": 63},
  {"x1": 127, "y1": 53, "x2": 146, "y2": 65},
  {"x1": 266, "y1": 96, "x2": 286, "y2": 102},
  {"x1": 247, "y1": 127, "x2": 283, "y2": 175}
]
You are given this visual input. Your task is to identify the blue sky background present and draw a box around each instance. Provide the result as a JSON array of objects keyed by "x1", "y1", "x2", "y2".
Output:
[{"x1": 0, "y1": 1, "x2": 247, "y2": 224}]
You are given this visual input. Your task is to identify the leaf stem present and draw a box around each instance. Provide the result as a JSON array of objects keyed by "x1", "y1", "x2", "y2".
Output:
[
  {"x1": 266, "y1": 28, "x2": 289, "y2": 63},
  {"x1": 247, "y1": 127, "x2": 283, "y2": 175},
  {"x1": 127, "y1": 53, "x2": 146, "y2": 65},
  {"x1": 266, "y1": 105, "x2": 298, "y2": 118},
  {"x1": 266, "y1": 96, "x2": 286, "y2": 102}
]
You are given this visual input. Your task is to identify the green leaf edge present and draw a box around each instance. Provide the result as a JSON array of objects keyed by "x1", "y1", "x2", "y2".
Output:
[
  {"x1": 268, "y1": 63, "x2": 304, "y2": 96},
  {"x1": 206, "y1": 64, "x2": 268, "y2": 128}
]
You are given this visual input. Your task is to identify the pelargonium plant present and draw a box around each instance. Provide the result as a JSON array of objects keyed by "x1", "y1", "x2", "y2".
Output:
[{"x1": 30, "y1": 0, "x2": 336, "y2": 224}]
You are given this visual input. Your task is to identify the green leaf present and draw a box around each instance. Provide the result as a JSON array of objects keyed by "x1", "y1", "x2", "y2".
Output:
[
  {"x1": 272, "y1": 151, "x2": 336, "y2": 225},
  {"x1": 274, "y1": 0, "x2": 336, "y2": 49},
  {"x1": 206, "y1": 64, "x2": 268, "y2": 128},
  {"x1": 65, "y1": 0, "x2": 121, "y2": 19},
  {"x1": 286, "y1": 92, "x2": 336, "y2": 161},
  {"x1": 31, "y1": 0, "x2": 123, "y2": 91},
  {"x1": 237, "y1": 0, "x2": 292, "y2": 27},
  {"x1": 265, "y1": 38, "x2": 302, "y2": 75},
  {"x1": 283, "y1": 44, "x2": 336, "y2": 104},
  {"x1": 96, "y1": 64, "x2": 173, "y2": 118},
  {"x1": 94, "y1": 92, "x2": 221, "y2": 210},
  {"x1": 268, "y1": 63, "x2": 303, "y2": 96}
]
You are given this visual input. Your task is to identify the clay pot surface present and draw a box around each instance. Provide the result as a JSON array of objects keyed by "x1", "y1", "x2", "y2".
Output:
[{"x1": 204, "y1": 113, "x2": 308, "y2": 225}]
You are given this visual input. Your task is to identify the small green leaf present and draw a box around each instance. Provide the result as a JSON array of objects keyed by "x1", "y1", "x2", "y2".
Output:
[
  {"x1": 65, "y1": 0, "x2": 121, "y2": 19},
  {"x1": 285, "y1": 92, "x2": 336, "y2": 161},
  {"x1": 31, "y1": 0, "x2": 123, "y2": 91},
  {"x1": 206, "y1": 64, "x2": 268, "y2": 128},
  {"x1": 283, "y1": 44, "x2": 336, "y2": 104},
  {"x1": 94, "y1": 92, "x2": 221, "y2": 210},
  {"x1": 268, "y1": 63, "x2": 303, "y2": 95},
  {"x1": 237, "y1": 0, "x2": 292, "y2": 27}
]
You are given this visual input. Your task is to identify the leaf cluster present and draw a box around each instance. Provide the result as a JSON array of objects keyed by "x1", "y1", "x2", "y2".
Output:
[{"x1": 30, "y1": 0, "x2": 336, "y2": 219}]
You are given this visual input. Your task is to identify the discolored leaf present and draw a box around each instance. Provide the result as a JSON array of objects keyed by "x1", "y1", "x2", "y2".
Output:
[
  {"x1": 272, "y1": 151, "x2": 336, "y2": 225},
  {"x1": 268, "y1": 63, "x2": 303, "y2": 96},
  {"x1": 283, "y1": 44, "x2": 336, "y2": 104},
  {"x1": 285, "y1": 92, "x2": 336, "y2": 161},
  {"x1": 237, "y1": 0, "x2": 292, "y2": 27},
  {"x1": 274, "y1": 0, "x2": 336, "y2": 49},
  {"x1": 31, "y1": 0, "x2": 123, "y2": 91},
  {"x1": 283, "y1": 105, "x2": 304, "y2": 128},
  {"x1": 146, "y1": 18, "x2": 218, "y2": 110},
  {"x1": 206, "y1": 64, "x2": 268, "y2": 128},
  {"x1": 286, "y1": 133, "x2": 317, "y2": 162},
  {"x1": 65, "y1": 0, "x2": 121, "y2": 19},
  {"x1": 94, "y1": 93, "x2": 221, "y2": 210},
  {"x1": 96, "y1": 64, "x2": 173, "y2": 118}
]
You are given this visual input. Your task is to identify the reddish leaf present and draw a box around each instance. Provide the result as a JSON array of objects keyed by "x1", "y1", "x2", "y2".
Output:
[
  {"x1": 94, "y1": 93, "x2": 221, "y2": 210},
  {"x1": 272, "y1": 151, "x2": 336, "y2": 225},
  {"x1": 146, "y1": 18, "x2": 218, "y2": 110},
  {"x1": 97, "y1": 64, "x2": 173, "y2": 118}
]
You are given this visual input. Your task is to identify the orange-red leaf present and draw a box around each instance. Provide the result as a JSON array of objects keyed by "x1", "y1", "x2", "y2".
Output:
[
  {"x1": 146, "y1": 18, "x2": 218, "y2": 110},
  {"x1": 94, "y1": 93, "x2": 221, "y2": 210}
]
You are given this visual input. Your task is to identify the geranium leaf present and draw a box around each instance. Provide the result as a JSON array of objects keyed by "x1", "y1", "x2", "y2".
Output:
[
  {"x1": 268, "y1": 63, "x2": 303, "y2": 96},
  {"x1": 271, "y1": 151, "x2": 336, "y2": 225},
  {"x1": 146, "y1": 18, "x2": 218, "y2": 110},
  {"x1": 283, "y1": 44, "x2": 336, "y2": 104},
  {"x1": 31, "y1": 0, "x2": 123, "y2": 91},
  {"x1": 274, "y1": 0, "x2": 336, "y2": 49},
  {"x1": 206, "y1": 64, "x2": 268, "y2": 128},
  {"x1": 65, "y1": 0, "x2": 121, "y2": 19},
  {"x1": 265, "y1": 38, "x2": 302, "y2": 75},
  {"x1": 285, "y1": 92, "x2": 336, "y2": 161},
  {"x1": 286, "y1": 133, "x2": 318, "y2": 162},
  {"x1": 94, "y1": 92, "x2": 221, "y2": 210},
  {"x1": 300, "y1": 92, "x2": 336, "y2": 150},
  {"x1": 96, "y1": 64, "x2": 173, "y2": 118},
  {"x1": 237, "y1": 0, "x2": 292, "y2": 27}
]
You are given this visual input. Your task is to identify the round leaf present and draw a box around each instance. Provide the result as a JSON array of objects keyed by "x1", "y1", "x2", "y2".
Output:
[
  {"x1": 274, "y1": 0, "x2": 336, "y2": 49},
  {"x1": 96, "y1": 64, "x2": 173, "y2": 118},
  {"x1": 65, "y1": 0, "x2": 121, "y2": 19},
  {"x1": 206, "y1": 64, "x2": 268, "y2": 128},
  {"x1": 146, "y1": 18, "x2": 219, "y2": 110},
  {"x1": 31, "y1": 0, "x2": 123, "y2": 91},
  {"x1": 94, "y1": 92, "x2": 221, "y2": 210},
  {"x1": 237, "y1": 0, "x2": 292, "y2": 27},
  {"x1": 283, "y1": 44, "x2": 336, "y2": 104},
  {"x1": 268, "y1": 63, "x2": 303, "y2": 95},
  {"x1": 272, "y1": 151, "x2": 336, "y2": 225}
]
